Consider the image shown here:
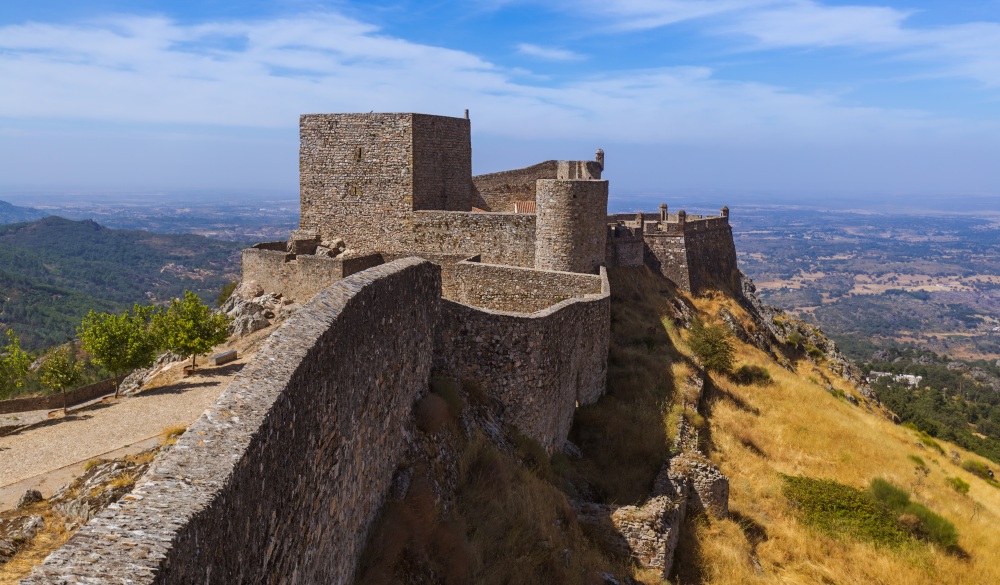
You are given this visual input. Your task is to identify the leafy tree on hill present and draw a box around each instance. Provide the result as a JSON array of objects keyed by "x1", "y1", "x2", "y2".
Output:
[
  {"x1": 78, "y1": 305, "x2": 160, "y2": 397},
  {"x1": 153, "y1": 291, "x2": 230, "y2": 368},
  {"x1": 39, "y1": 344, "x2": 84, "y2": 414},
  {"x1": 0, "y1": 329, "x2": 31, "y2": 398}
]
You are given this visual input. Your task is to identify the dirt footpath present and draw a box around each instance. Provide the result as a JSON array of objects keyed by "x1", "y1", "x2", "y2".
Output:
[{"x1": 0, "y1": 359, "x2": 244, "y2": 509}]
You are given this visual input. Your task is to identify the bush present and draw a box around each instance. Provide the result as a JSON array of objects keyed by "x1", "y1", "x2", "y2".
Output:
[
  {"x1": 869, "y1": 478, "x2": 958, "y2": 549},
  {"x1": 786, "y1": 332, "x2": 802, "y2": 348},
  {"x1": 781, "y1": 475, "x2": 909, "y2": 547},
  {"x1": 688, "y1": 318, "x2": 735, "y2": 374},
  {"x1": 731, "y1": 364, "x2": 773, "y2": 386},
  {"x1": 960, "y1": 459, "x2": 993, "y2": 481},
  {"x1": 916, "y1": 432, "x2": 945, "y2": 455},
  {"x1": 805, "y1": 344, "x2": 825, "y2": 360},
  {"x1": 947, "y1": 476, "x2": 970, "y2": 494},
  {"x1": 907, "y1": 454, "x2": 926, "y2": 469}
]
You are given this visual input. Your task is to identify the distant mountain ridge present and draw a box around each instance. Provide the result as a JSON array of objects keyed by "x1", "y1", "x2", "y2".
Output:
[
  {"x1": 0, "y1": 199, "x2": 49, "y2": 224},
  {"x1": 0, "y1": 215, "x2": 243, "y2": 350}
]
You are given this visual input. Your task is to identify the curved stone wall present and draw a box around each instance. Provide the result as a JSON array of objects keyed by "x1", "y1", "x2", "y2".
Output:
[
  {"x1": 535, "y1": 179, "x2": 609, "y2": 274},
  {"x1": 23, "y1": 258, "x2": 441, "y2": 585},
  {"x1": 433, "y1": 268, "x2": 610, "y2": 451}
]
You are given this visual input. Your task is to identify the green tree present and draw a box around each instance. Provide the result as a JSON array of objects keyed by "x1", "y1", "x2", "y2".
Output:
[
  {"x1": 39, "y1": 344, "x2": 84, "y2": 414},
  {"x1": 78, "y1": 305, "x2": 159, "y2": 397},
  {"x1": 153, "y1": 291, "x2": 230, "y2": 368},
  {"x1": 0, "y1": 329, "x2": 32, "y2": 398},
  {"x1": 688, "y1": 318, "x2": 735, "y2": 374}
]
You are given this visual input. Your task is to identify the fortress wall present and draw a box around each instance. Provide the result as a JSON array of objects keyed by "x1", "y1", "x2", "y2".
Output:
[
  {"x1": 443, "y1": 259, "x2": 604, "y2": 313},
  {"x1": 433, "y1": 268, "x2": 610, "y2": 451},
  {"x1": 644, "y1": 233, "x2": 690, "y2": 291},
  {"x1": 411, "y1": 114, "x2": 473, "y2": 211},
  {"x1": 410, "y1": 210, "x2": 536, "y2": 267},
  {"x1": 24, "y1": 258, "x2": 441, "y2": 585},
  {"x1": 471, "y1": 161, "x2": 558, "y2": 211},
  {"x1": 606, "y1": 226, "x2": 645, "y2": 267},
  {"x1": 535, "y1": 179, "x2": 609, "y2": 274},
  {"x1": 683, "y1": 223, "x2": 740, "y2": 295},
  {"x1": 241, "y1": 248, "x2": 385, "y2": 301},
  {"x1": 298, "y1": 113, "x2": 415, "y2": 252}
]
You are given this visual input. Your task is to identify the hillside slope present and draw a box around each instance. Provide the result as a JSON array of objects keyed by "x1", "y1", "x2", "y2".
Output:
[
  {"x1": 676, "y1": 282, "x2": 1000, "y2": 584},
  {"x1": 0, "y1": 216, "x2": 242, "y2": 350},
  {"x1": 0, "y1": 200, "x2": 48, "y2": 225}
]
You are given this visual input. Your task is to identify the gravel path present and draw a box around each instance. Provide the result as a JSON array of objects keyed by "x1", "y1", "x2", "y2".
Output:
[{"x1": 0, "y1": 361, "x2": 242, "y2": 488}]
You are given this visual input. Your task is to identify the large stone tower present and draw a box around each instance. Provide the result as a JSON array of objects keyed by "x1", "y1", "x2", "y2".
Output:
[{"x1": 298, "y1": 113, "x2": 472, "y2": 252}]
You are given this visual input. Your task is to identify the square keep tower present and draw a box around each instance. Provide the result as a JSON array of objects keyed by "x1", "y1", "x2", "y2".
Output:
[{"x1": 299, "y1": 113, "x2": 472, "y2": 253}]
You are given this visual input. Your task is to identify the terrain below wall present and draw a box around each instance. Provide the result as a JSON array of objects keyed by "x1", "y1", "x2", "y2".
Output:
[{"x1": 24, "y1": 258, "x2": 442, "y2": 585}]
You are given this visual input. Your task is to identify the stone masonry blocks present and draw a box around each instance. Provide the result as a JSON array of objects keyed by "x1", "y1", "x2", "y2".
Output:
[
  {"x1": 535, "y1": 179, "x2": 609, "y2": 274},
  {"x1": 23, "y1": 258, "x2": 442, "y2": 585}
]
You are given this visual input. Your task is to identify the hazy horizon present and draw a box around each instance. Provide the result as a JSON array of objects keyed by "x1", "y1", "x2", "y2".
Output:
[{"x1": 2, "y1": 1, "x2": 999, "y2": 203}]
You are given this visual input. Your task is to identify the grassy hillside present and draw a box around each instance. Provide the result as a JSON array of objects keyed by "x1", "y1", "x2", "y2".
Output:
[
  {"x1": 0, "y1": 216, "x2": 242, "y2": 350},
  {"x1": 678, "y1": 291, "x2": 1000, "y2": 584}
]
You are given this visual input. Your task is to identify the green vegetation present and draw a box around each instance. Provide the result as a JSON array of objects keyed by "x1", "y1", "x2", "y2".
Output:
[
  {"x1": 947, "y1": 476, "x2": 970, "y2": 494},
  {"x1": 960, "y1": 460, "x2": 994, "y2": 482},
  {"x1": 0, "y1": 216, "x2": 241, "y2": 350},
  {"x1": 782, "y1": 475, "x2": 910, "y2": 547},
  {"x1": 730, "y1": 364, "x2": 772, "y2": 386},
  {"x1": 907, "y1": 454, "x2": 926, "y2": 469},
  {"x1": 216, "y1": 281, "x2": 238, "y2": 307},
  {"x1": 867, "y1": 347, "x2": 1000, "y2": 465},
  {"x1": 38, "y1": 344, "x2": 84, "y2": 413},
  {"x1": 152, "y1": 291, "x2": 230, "y2": 367},
  {"x1": 0, "y1": 329, "x2": 32, "y2": 398},
  {"x1": 688, "y1": 317, "x2": 735, "y2": 374},
  {"x1": 78, "y1": 305, "x2": 160, "y2": 396},
  {"x1": 869, "y1": 478, "x2": 958, "y2": 549},
  {"x1": 782, "y1": 475, "x2": 959, "y2": 550}
]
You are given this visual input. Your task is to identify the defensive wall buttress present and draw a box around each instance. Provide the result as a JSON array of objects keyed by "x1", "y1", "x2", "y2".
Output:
[{"x1": 23, "y1": 111, "x2": 740, "y2": 584}]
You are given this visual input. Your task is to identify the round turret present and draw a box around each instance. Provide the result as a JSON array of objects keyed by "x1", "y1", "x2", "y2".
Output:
[{"x1": 534, "y1": 179, "x2": 609, "y2": 274}]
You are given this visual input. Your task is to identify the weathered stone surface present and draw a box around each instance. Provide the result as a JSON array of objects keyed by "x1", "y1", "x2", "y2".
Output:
[
  {"x1": 609, "y1": 496, "x2": 686, "y2": 575},
  {"x1": 15, "y1": 490, "x2": 42, "y2": 509},
  {"x1": 0, "y1": 515, "x2": 44, "y2": 563},
  {"x1": 22, "y1": 259, "x2": 442, "y2": 585},
  {"x1": 434, "y1": 268, "x2": 610, "y2": 452}
]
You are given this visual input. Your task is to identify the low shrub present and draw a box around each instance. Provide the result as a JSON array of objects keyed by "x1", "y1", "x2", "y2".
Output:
[
  {"x1": 947, "y1": 476, "x2": 970, "y2": 494},
  {"x1": 731, "y1": 364, "x2": 773, "y2": 386},
  {"x1": 805, "y1": 344, "x2": 825, "y2": 360},
  {"x1": 907, "y1": 454, "x2": 927, "y2": 469},
  {"x1": 960, "y1": 459, "x2": 993, "y2": 481},
  {"x1": 869, "y1": 478, "x2": 958, "y2": 549},
  {"x1": 781, "y1": 475, "x2": 909, "y2": 547},
  {"x1": 916, "y1": 432, "x2": 945, "y2": 455},
  {"x1": 688, "y1": 318, "x2": 735, "y2": 374}
]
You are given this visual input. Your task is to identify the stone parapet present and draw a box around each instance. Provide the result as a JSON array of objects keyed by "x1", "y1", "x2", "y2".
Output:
[
  {"x1": 442, "y1": 258, "x2": 604, "y2": 313},
  {"x1": 433, "y1": 268, "x2": 610, "y2": 451},
  {"x1": 23, "y1": 258, "x2": 442, "y2": 585}
]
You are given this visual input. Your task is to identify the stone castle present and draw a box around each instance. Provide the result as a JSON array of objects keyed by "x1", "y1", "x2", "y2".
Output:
[{"x1": 25, "y1": 112, "x2": 740, "y2": 584}]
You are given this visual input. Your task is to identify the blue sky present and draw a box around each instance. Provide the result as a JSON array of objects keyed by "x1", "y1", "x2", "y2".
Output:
[{"x1": 2, "y1": 0, "x2": 999, "y2": 209}]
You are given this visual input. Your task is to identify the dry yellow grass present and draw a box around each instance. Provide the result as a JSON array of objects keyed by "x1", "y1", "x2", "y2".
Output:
[
  {"x1": 681, "y1": 294, "x2": 1000, "y2": 584},
  {"x1": 0, "y1": 509, "x2": 71, "y2": 585}
]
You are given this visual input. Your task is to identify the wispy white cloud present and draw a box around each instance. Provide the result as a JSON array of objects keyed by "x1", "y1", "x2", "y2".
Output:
[
  {"x1": 541, "y1": 0, "x2": 1000, "y2": 86},
  {"x1": 0, "y1": 11, "x2": 979, "y2": 145},
  {"x1": 515, "y1": 43, "x2": 583, "y2": 61}
]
